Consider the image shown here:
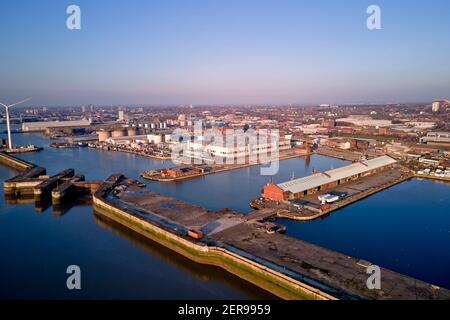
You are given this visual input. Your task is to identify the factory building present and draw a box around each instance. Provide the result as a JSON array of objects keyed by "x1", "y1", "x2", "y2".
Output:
[
  {"x1": 22, "y1": 119, "x2": 91, "y2": 132},
  {"x1": 420, "y1": 132, "x2": 450, "y2": 147},
  {"x1": 263, "y1": 155, "x2": 397, "y2": 201},
  {"x1": 147, "y1": 134, "x2": 163, "y2": 144},
  {"x1": 336, "y1": 116, "x2": 392, "y2": 127},
  {"x1": 185, "y1": 132, "x2": 291, "y2": 161},
  {"x1": 105, "y1": 134, "x2": 166, "y2": 145}
]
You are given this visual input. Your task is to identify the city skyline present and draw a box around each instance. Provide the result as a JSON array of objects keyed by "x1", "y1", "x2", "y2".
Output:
[
  {"x1": 0, "y1": 0, "x2": 449, "y2": 306},
  {"x1": 1, "y1": 0, "x2": 450, "y2": 106}
]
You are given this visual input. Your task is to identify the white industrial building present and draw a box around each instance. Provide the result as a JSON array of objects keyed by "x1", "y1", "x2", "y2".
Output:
[
  {"x1": 185, "y1": 133, "x2": 291, "y2": 161},
  {"x1": 420, "y1": 132, "x2": 450, "y2": 145},
  {"x1": 336, "y1": 116, "x2": 392, "y2": 127},
  {"x1": 105, "y1": 134, "x2": 167, "y2": 145},
  {"x1": 22, "y1": 119, "x2": 91, "y2": 132}
]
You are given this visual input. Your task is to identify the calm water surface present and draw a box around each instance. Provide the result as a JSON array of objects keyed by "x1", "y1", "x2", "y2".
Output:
[{"x1": 0, "y1": 131, "x2": 276, "y2": 299}]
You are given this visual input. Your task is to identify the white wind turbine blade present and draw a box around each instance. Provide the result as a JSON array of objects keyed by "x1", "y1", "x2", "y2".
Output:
[{"x1": 8, "y1": 97, "x2": 32, "y2": 107}]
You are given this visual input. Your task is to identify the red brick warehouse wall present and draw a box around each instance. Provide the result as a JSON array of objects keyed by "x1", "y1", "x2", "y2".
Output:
[{"x1": 263, "y1": 183, "x2": 287, "y2": 201}]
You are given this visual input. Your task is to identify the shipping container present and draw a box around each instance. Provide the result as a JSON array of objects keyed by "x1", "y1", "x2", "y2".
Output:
[{"x1": 187, "y1": 229, "x2": 203, "y2": 240}]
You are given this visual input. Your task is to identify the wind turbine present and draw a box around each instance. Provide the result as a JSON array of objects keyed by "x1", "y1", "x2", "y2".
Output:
[{"x1": 0, "y1": 98, "x2": 32, "y2": 149}]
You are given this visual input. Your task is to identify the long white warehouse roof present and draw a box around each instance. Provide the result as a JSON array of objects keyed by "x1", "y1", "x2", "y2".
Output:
[
  {"x1": 277, "y1": 156, "x2": 397, "y2": 194},
  {"x1": 22, "y1": 119, "x2": 91, "y2": 131}
]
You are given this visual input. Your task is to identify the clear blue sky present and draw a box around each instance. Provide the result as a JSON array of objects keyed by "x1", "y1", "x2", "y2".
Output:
[{"x1": 0, "y1": 0, "x2": 449, "y2": 106}]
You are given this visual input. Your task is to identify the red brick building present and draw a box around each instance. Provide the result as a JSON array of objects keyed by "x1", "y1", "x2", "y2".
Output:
[{"x1": 262, "y1": 183, "x2": 288, "y2": 201}]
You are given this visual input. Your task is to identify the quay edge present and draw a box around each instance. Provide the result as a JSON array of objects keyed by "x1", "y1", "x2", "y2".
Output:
[
  {"x1": 92, "y1": 185, "x2": 337, "y2": 300},
  {"x1": 92, "y1": 174, "x2": 450, "y2": 301}
]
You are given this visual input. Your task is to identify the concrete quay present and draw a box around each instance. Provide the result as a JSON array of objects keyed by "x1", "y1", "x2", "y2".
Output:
[
  {"x1": 1, "y1": 152, "x2": 100, "y2": 204},
  {"x1": 1, "y1": 152, "x2": 47, "y2": 195},
  {"x1": 93, "y1": 174, "x2": 450, "y2": 300},
  {"x1": 33, "y1": 168, "x2": 75, "y2": 199},
  {"x1": 51, "y1": 174, "x2": 85, "y2": 204},
  {"x1": 95, "y1": 144, "x2": 172, "y2": 160},
  {"x1": 414, "y1": 173, "x2": 450, "y2": 183},
  {"x1": 0, "y1": 151, "x2": 37, "y2": 170}
]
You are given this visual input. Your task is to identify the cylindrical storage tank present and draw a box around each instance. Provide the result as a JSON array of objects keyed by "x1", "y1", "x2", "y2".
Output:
[
  {"x1": 111, "y1": 129, "x2": 127, "y2": 138},
  {"x1": 98, "y1": 130, "x2": 111, "y2": 142},
  {"x1": 127, "y1": 128, "x2": 137, "y2": 137}
]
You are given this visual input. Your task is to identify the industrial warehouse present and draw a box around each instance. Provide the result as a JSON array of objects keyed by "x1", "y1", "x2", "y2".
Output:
[
  {"x1": 21, "y1": 119, "x2": 91, "y2": 132},
  {"x1": 263, "y1": 155, "x2": 398, "y2": 202}
]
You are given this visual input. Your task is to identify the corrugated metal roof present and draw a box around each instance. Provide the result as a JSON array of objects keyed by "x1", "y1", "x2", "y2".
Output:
[
  {"x1": 326, "y1": 162, "x2": 367, "y2": 181},
  {"x1": 277, "y1": 156, "x2": 397, "y2": 194},
  {"x1": 364, "y1": 155, "x2": 397, "y2": 169},
  {"x1": 22, "y1": 120, "x2": 91, "y2": 130},
  {"x1": 278, "y1": 173, "x2": 330, "y2": 194}
]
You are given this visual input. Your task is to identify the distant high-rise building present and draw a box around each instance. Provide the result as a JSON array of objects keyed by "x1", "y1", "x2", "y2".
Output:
[
  {"x1": 432, "y1": 101, "x2": 441, "y2": 112},
  {"x1": 118, "y1": 110, "x2": 125, "y2": 121},
  {"x1": 432, "y1": 99, "x2": 450, "y2": 112}
]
